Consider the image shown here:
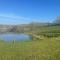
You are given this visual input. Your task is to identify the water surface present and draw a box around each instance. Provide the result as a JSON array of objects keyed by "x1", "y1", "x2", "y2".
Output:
[{"x1": 0, "y1": 33, "x2": 31, "y2": 42}]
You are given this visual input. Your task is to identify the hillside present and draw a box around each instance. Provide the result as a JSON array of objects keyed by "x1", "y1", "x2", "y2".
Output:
[{"x1": 0, "y1": 23, "x2": 60, "y2": 33}]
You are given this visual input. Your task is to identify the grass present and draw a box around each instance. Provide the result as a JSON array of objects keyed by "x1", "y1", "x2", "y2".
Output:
[
  {"x1": 0, "y1": 25, "x2": 60, "y2": 60},
  {"x1": 33, "y1": 25, "x2": 60, "y2": 38},
  {"x1": 35, "y1": 25, "x2": 60, "y2": 33},
  {"x1": 0, "y1": 38, "x2": 60, "y2": 60}
]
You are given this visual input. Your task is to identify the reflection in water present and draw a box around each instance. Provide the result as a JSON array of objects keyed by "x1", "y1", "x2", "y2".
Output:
[{"x1": 0, "y1": 34, "x2": 32, "y2": 42}]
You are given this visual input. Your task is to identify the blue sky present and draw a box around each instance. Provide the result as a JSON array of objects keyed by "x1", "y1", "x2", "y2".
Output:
[{"x1": 0, "y1": 0, "x2": 60, "y2": 24}]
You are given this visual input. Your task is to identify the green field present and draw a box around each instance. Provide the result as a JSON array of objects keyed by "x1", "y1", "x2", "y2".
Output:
[
  {"x1": 0, "y1": 25, "x2": 60, "y2": 60},
  {"x1": 33, "y1": 25, "x2": 60, "y2": 38},
  {"x1": 0, "y1": 38, "x2": 60, "y2": 60}
]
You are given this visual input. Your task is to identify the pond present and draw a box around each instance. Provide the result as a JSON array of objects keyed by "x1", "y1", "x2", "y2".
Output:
[{"x1": 0, "y1": 33, "x2": 32, "y2": 42}]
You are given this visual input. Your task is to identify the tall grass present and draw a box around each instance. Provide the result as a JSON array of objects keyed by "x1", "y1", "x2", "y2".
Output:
[
  {"x1": 0, "y1": 25, "x2": 60, "y2": 60},
  {"x1": 0, "y1": 38, "x2": 60, "y2": 60}
]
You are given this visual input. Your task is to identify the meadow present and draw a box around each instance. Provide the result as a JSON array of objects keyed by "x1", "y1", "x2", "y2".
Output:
[
  {"x1": 0, "y1": 25, "x2": 60, "y2": 60},
  {"x1": 0, "y1": 38, "x2": 60, "y2": 60}
]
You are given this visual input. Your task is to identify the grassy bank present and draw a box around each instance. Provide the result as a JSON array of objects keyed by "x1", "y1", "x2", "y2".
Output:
[
  {"x1": 0, "y1": 25, "x2": 60, "y2": 60},
  {"x1": 0, "y1": 37, "x2": 60, "y2": 60}
]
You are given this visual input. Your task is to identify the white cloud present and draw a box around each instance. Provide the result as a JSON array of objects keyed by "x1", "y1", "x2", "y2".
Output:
[
  {"x1": 0, "y1": 14, "x2": 32, "y2": 25},
  {"x1": 0, "y1": 14, "x2": 31, "y2": 20}
]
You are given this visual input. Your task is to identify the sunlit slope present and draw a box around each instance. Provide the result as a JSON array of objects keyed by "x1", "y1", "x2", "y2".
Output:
[{"x1": 34, "y1": 25, "x2": 60, "y2": 33}]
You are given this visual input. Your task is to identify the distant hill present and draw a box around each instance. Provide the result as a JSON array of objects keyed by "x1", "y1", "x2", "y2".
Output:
[{"x1": 0, "y1": 22, "x2": 60, "y2": 33}]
